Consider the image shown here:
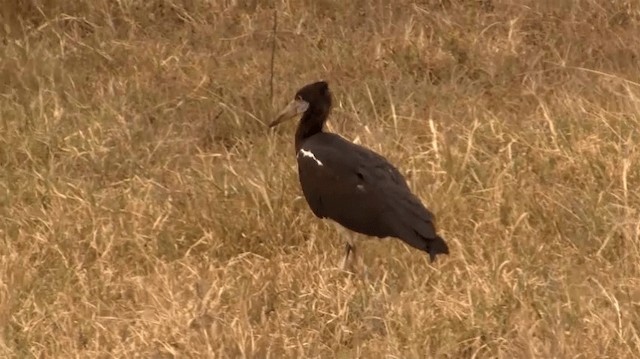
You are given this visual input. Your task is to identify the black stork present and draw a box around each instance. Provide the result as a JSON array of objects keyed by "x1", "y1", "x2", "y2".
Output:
[{"x1": 269, "y1": 81, "x2": 449, "y2": 268}]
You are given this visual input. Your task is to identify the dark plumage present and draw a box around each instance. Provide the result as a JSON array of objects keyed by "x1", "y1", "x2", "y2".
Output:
[{"x1": 269, "y1": 81, "x2": 449, "y2": 266}]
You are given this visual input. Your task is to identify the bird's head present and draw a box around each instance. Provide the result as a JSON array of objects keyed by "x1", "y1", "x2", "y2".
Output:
[{"x1": 269, "y1": 81, "x2": 332, "y2": 128}]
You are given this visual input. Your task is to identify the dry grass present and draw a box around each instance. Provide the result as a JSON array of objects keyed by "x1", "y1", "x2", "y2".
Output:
[{"x1": 1, "y1": 0, "x2": 640, "y2": 357}]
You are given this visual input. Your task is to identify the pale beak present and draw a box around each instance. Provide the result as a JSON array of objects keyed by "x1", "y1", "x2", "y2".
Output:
[{"x1": 268, "y1": 99, "x2": 309, "y2": 128}]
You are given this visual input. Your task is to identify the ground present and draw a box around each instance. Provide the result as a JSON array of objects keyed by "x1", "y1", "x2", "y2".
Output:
[{"x1": 1, "y1": 0, "x2": 639, "y2": 357}]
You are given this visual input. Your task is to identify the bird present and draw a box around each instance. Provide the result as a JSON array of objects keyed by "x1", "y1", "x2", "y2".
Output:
[{"x1": 269, "y1": 81, "x2": 449, "y2": 269}]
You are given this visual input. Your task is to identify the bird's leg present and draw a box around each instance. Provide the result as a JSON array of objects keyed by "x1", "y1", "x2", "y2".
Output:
[
  {"x1": 340, "y1": 234, "x2": 356, "y2": 271},
  {"x1": 334, "y1": 223, "x2": 355, "y2": 271}
]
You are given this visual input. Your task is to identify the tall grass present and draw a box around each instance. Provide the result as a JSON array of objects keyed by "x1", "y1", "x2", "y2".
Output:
[{"x1": 1, "y1": 0, "x2": 639, "y2": 357}]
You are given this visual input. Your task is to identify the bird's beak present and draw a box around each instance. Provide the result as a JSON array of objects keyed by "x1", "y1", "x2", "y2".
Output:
[{"x1": 268, "y1": 99, "x2": 309, "y2": 128}]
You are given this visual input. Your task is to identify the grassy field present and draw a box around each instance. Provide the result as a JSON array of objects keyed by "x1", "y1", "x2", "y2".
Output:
[{"x1": 1, "y1": 0, "x2": 640, "y2": 357}]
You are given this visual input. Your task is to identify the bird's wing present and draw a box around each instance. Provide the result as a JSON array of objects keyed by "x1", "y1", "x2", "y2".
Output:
[
  {"x1": 356, "y1": 157, "x2": 443, "y2": 256},
  {"x1": 296, "y1": 134, "x2": 437, "y2": 243},
  {"x1": 356, "y1": 147, "x2": 436, "y2": 219}
]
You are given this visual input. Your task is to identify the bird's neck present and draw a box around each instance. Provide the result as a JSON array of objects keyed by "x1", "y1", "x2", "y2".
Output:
[{"x1": 294, "y1": 108, "x2": 328, "y2": 151}]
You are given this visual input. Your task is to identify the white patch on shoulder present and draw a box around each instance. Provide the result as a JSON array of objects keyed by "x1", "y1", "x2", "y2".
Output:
[
  {"x1": 298, "y1": 148, "x2": 323, "y2": 166},
  {"x1": 356, "y1": 184, "x2": 365, "y2": 192}
]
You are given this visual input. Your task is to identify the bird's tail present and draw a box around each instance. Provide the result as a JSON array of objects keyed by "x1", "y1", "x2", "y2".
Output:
[{"x1": 427, "y1": 234, "x2": 449, "y2": 263}]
